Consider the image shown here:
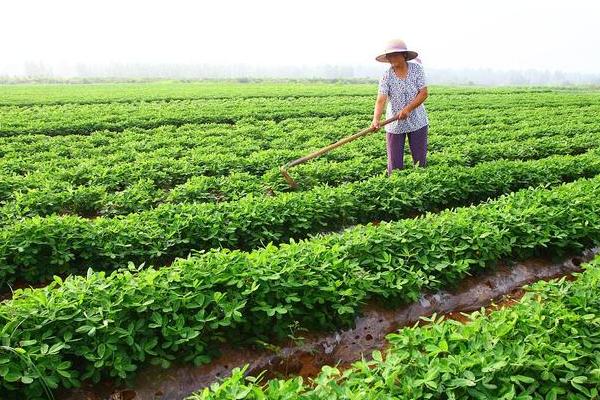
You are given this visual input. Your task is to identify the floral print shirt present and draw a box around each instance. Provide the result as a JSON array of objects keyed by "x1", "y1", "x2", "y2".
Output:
[{"x1": 378, "y1": 62, "x2": 429, "y2": 133}]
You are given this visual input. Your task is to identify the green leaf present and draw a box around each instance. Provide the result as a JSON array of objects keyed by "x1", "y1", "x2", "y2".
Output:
[
  {"x1": 510, "y1": 375, "x2": 535, "y2": 384},
  {"x1": 372, "y1": 350, "x2": 383, "y2": 362},
  {"x1": 450, "y1": 378, "x2": 476, "y2": 387}
]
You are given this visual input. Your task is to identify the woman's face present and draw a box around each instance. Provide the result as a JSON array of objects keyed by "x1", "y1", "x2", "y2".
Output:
[{"x1": 386, "y1": 52, "x2": 407, "y2": 66}]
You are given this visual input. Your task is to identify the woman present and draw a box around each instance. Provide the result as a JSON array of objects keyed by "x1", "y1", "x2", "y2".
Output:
[{"x1": 371, "y1": 39, "x2": 429, "y2": 175}]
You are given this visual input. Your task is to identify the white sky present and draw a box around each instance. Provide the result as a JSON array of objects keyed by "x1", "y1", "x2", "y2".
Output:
[{"x1": 2, "y1": 0, "x2": 599, "y2": 74}]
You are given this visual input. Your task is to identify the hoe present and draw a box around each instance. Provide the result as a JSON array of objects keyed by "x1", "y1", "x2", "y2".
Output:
[{"x1": 280, "y1": 115, "x2": 399, "y2": 189}]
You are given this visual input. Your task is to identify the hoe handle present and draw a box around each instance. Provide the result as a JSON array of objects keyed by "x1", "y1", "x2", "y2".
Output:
[{"x1": 282, "y1": 115, "x2": 399, "y2": 169}]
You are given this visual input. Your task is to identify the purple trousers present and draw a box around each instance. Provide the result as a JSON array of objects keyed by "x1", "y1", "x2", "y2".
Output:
[{"x1": 386, "y1": 124, "x2": 428, "y2": 175}]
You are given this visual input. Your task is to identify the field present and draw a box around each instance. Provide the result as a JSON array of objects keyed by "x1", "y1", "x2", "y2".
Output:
[{"x1": 0, "y1": 82, "x2": 599, "y2": 399}]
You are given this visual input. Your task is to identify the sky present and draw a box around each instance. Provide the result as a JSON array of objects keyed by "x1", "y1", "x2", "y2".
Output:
[{"x1": 2, "y1": 0, "x2": 599, "y2": 76}]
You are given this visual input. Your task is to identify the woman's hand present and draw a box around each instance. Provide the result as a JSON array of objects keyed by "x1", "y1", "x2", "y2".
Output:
[
  {"x1": 396, "y1": 107, "x2": 411, "y2": 120},
  {"x1": 370, "y1": 117, "x2": 381, "y2": 130}
]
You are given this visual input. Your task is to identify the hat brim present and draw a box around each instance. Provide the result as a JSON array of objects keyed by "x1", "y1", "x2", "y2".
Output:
[{"x1": 376, "y1": 50, "x2": 419, "y2": 63}]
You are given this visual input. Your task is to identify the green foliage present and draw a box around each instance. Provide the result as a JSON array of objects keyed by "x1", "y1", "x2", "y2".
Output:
[
  {"x1": 1, "y1": 84, "x2": 600, "y2": 399},
  {"x1": 191, "y1": 256, "x2": 600, "y2": 399},
  {"x1": 0, "y1": 176, "x2": 599, "y2": 397},
  {"x1": 1, "y1": 86, "x2": 598, "y2": 220},
  {"x1": 1, "y1": 149, "x2": 599, "y2": 286},
  {"x1": 1, "y1": 112, "x2": 595, "y2": 214}
]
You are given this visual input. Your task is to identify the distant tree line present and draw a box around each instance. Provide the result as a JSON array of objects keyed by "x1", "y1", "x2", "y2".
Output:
[{"x1": 1, "y1": 61, "x2": 599, "y2": 86}]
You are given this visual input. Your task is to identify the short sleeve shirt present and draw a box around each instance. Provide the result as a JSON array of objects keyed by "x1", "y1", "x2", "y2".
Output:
[{"x1": 378, "y1": 62, "x2": 429, "y2": 134}]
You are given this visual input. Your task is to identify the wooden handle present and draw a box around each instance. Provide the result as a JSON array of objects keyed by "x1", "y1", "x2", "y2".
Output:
[{"x1": 283, "y1": 115, "x2": 399, "y2": 169}]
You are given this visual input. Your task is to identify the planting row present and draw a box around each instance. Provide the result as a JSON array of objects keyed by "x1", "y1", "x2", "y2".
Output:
[
  {"x1": 1, "y1": 175, "x2": 599, "y2": 398},
  {"x1": 191, "y1": 256, "x2": 600, "y2": 399},
  {"x1": 0, "y1": 130, "x2": 599, "y2": 222},
  {"x1": 0, "y1": 83, "x2": 561, "y2": 107},
  {"x1": 0, "y1": 82, "x2": 377, "y2": 106},
  {"x1": 2, "y1": 109, "x2": 598, "y2": 185},
  {"x1": 1, "y1": 148, "x2": 599, "y2": 286},
  {"x1": 0, "y1": 116, "x2": 371, "y2": 174},
  {"x1": 3, "y1": 97, "x2": 597, "y2": 172},
  {"x1": 1, "y1": 90, "x2": 598, "y2": 136},
  {"x1": 0, "y1": 96, "x2": 374, "y2": 136},
  {"x1": 266, "y1": 130, "x2": 600, "y2": 191}
]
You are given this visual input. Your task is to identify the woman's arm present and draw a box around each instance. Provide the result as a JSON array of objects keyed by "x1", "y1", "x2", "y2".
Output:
[
  {"x1": 371, "y1": 93, "x2": 388, "y2": 129},
  {"x1": 398, "y1": 87, "x2": 428, "y2": 119}
]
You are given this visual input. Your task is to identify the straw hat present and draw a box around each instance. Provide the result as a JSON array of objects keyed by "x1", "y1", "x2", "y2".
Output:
[{"x1": 375, "y1": 39, "x2": 419, "y2": 63}]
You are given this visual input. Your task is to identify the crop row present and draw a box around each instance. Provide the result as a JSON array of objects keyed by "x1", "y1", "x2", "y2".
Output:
[
  {"x1": 1, "y1": 90, "x2": 598, "y2": 136},
  {"x1": 0, "y1": 133, "x2": 600, "y2": 225},
  {"x1": 0, "y1": 119, "x2": 599, "y2": 219},
  {"x1": 3, "y1": 92, "x2": 597, "y2": 158},
  {"x1": 1, "y1": 148, "x2": 599, "y2": 287},
  {"x1": 267, "y1": 130, "x2": 600, "y2": 191},
  {"x1": 0, "y1": 83, "x2": 562, "y2": 107},
  {"x1": 1, "y1": 94, "x2": 597, "y2": 211},
  {"x1": 2, "y1": 108, "x2": 598, "y2": 181},
  {"x1": 0, "y1": 130, "x2": 598, "y2": 223},
  {"x1": 1, "y1": 105, "x2": 597, "y2": 208},
  {"x1": 1, "y1": 175, "x2": 599, "y2": 398},
  {"x1": 0, "y1": 116, "x2": 370, "y2": 172},
  {"x1": 0, "y1": 82, "x2": 376, "y2": 106},
  {"x1": 191, "y1": 256, "x2": 600, "y2": 399},
  {"x1": 0, "y1": 96, "x2": 373, "y2": 136}
]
